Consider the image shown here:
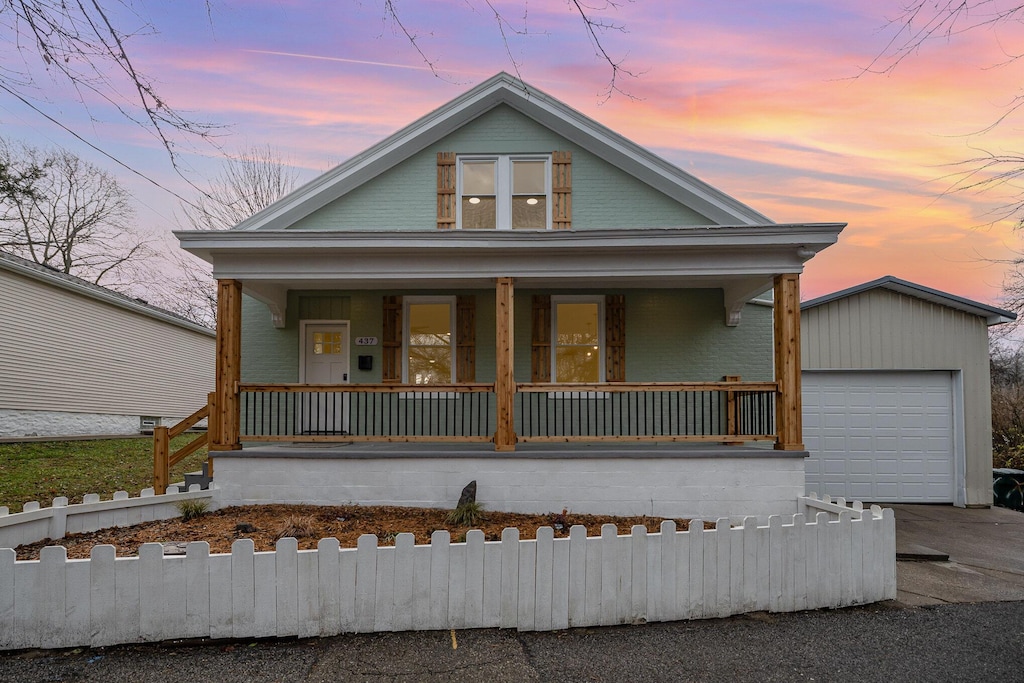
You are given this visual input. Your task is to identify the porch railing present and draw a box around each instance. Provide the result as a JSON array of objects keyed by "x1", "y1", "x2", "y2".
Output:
[
  {"x1": 515, "y1": 381, "x2": 778, "y2": 443},
  {"x1": 234, "y1": 381, "x2": 777, "y2": 446},
  {"x1": 239, "y1": 383, "x2": 496, "y2": 442}
]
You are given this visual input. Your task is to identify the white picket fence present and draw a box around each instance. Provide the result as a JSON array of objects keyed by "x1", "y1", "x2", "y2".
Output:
[
  {"x1": 0, "y1": 486, "x2": 217, "y2": 551},
  {"x1": 0, "y1": 495, "x2": 895, "y2": 650}
]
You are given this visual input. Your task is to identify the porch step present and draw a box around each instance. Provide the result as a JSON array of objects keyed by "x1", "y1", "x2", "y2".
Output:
[{"x1": 183, "y1": 462, "x2": 212, "y2": 491}]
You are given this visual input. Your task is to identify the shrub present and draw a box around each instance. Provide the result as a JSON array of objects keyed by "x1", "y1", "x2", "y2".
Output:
[
  {"x1": 446, "y1": 501, "x2": 485, "y2": 527},
  {"x1": 275, "y1": 515, "x2": 318, "y2": 540},
  {"x1": 176, "y1": 498, "x2": 210, "y2": 522}
]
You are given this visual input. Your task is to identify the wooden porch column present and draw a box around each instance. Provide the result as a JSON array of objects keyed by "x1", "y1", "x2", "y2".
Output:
[
  {"x1": 494, "y1": 277, "x2": 516, "y2": 451},
  {"x1": 774, "y1": 273, "x2": 804, "y2": 451},
  {"x1": 210, "y1": 279, "x2": 242, "y2": 451}
]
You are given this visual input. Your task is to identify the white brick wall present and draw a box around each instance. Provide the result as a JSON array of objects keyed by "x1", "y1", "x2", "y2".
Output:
[{"x1": 0, "y1": 408, "x2": 199, "y2": 438}]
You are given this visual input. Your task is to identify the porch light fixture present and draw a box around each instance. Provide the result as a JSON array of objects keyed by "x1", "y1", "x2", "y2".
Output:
[
  {"x1": 468, "y1": 197, "x2": 481, "y2": 204},
  {"x1": 526, "y1": 198, "x2": 539, "y2": 205}
]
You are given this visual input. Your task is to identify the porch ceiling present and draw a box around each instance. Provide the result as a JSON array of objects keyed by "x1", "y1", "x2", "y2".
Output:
[{"x1": 176, "y1": 224, "x2": 844, "y2": 326}]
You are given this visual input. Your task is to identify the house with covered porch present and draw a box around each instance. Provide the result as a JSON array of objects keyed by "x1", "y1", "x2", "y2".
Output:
[{"x1": 174, "y1": 73, "x2": 844, "y2": 520}]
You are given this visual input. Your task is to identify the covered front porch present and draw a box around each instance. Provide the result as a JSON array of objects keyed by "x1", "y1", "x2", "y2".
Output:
[
  {"x1": 211, "y1": 272, "x2": 796, "y2": 446},
  {"x1": 156, "y1": 226, "x2": 842, "y2": 499}
]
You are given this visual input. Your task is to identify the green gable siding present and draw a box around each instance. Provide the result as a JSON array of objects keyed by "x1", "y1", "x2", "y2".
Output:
[
  {"x1": 241, "y1": 288, "x2": 770, "y2": 385},
  {"x1": 286, "y1": 105, "x2": 711, "y2": 231}
]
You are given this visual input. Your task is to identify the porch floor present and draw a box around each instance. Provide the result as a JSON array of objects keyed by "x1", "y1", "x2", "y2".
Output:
[{"x1": 223, "y1": 441, "x2": 805, "y2": 460}]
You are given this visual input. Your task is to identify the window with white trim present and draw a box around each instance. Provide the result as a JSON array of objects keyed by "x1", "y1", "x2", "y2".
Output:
[
  {"x1": 552, "y1": 296, "x2": 604, "y2": 382},
  {"x1": 404, "y1": 297, "x2": 456, "y2": 384},
  {"x1": 458, "y1": 155, "x2": 551, "y2": 230}
]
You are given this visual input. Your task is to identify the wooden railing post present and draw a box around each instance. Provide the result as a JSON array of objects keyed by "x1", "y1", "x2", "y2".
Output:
[
  {"x1": 206, "y1": 390, "x2": 217, "y2": 477},
  {"x1": 774, "y1": 273, "x2": 804, "y2": 450},
  {"x1": 494, "y1": 277, "x2": 516, "y2": 451},
  {"x1": 153, "y1": 425, "x2": 170, "y2": 494},
  {"x1": 211, "y1": 279, "x2": 242, "y2": 451},
  {"x1": 724, "y1": 374, "x2": 740, "y2": 445}
]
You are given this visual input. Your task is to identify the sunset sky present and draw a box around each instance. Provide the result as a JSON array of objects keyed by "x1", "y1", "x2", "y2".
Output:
[{"x1": 3, "y1": 0, "x2": 1024, "y2": 304}]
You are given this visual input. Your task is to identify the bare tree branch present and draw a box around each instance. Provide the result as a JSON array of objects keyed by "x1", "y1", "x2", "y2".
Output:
[
  {"x1": 179, "y1": 144, "x2": 300, "y2": 231},
  {"x1": 379, "y1": 0, "x2": 640, "y2": 99},
  {"x1": 865, "y1": 2, "x2": 1024, "y2": 75},
  {"x1": 0, "y1": 136, "x2": 152, "y2": 290},
  {"x1": 153, "y1": 145, "x2": 299, "y2": 326},
  {"x1": 1, "y1": 1, "x2": 223, "y2": 169}
]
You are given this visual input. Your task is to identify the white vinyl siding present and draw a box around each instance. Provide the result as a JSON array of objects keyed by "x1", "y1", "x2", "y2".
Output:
[{"x1": 0, "y1": 267, "x2": 214, "y2": 419}]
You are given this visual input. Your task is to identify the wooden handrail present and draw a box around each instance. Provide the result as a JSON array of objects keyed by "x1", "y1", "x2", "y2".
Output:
[
  {"x1": 153, "y1": 402, "x2": 211, "y2": 494},
  {"x1": 168, "y1": 403, "x2": 210, "y2": 439},
  {"x1": 240, "y1": 383, "x2": 496, "y2": 393},
  {"x1": 517, "y1": 381, "x2": 780, "y2": 393}
]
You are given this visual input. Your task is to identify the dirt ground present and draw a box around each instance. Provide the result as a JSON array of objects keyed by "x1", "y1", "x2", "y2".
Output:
[{"x1": 15, "y1": 504, "x2": 711, "y2": 560}]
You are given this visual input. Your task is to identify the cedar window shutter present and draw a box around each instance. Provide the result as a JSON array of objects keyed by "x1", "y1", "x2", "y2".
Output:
[
  {"x1": 531, "y1": 295, "x2": 552, "y2": 382},
  {"x1": 437, "y1": 152, "x2": 457, "y2": 230},
  {"x1": 456, "y1": 295, "x2": 476, "y2": 383},
  {"x1": 552, "y1": 150, "x2": 572, "y2": 230},
  {"x1": 605, "y1": 294, "x2": 625, "y2": 382},
  {"x1": 382, "y1": 295, "x2": 403, "y2": 383}
]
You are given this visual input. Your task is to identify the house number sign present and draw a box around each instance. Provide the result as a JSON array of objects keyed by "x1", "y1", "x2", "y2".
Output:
[{"x1": 355, "y1": 337, "x2": 379, "y2": 346}]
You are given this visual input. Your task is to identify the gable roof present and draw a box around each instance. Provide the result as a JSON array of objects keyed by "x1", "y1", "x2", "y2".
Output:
[
  {"x1": 232, "y1": 72, "x2": 772, "y2": 232},
  {"x1": 801, "y1": 275, "x2": 1016, "y2": 326},
  {"x1": 0, "y1": 251, "x2": 215, "y2": 336}
]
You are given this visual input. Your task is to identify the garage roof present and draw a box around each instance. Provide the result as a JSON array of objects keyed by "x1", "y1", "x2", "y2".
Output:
[{"x1": 802, "y1": 275, "x2": 1016, "y2": 326}]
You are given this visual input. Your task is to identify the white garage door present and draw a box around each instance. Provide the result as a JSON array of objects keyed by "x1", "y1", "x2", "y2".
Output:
[{"x1": 803, "y1": 371, "x2": 956, "y2": 503}]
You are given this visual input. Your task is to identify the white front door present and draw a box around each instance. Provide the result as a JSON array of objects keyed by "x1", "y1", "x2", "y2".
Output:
[{"x1": 301, "y1": 323, "x2": 350, "y2": 434}]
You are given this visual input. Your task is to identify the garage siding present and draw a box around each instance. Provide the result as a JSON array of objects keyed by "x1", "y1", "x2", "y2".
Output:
[{"x1": 801, "y1": 288, "x2": 992, "y2": 506}]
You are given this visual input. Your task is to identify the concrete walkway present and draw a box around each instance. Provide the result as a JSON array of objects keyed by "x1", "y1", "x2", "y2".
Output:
[{"x1": 893, "y1": 503, "x2": 1024, "y2": 606}]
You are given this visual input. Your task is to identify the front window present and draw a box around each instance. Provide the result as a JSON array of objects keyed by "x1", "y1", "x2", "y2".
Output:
[
  {"x1": 405, "y1": 298, "x2": 455, "y2": 384},
  {"x1": 553, "y1": 297, "x2": 603, "y2": 382},
  {"x1": 459, "y1": 155, "x2": 551, "y2": 230}
]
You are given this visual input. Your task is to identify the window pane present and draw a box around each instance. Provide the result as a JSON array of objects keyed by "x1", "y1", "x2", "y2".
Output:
[
  {"x1": 462, "y1": 196, "x2": 496, "y2": 229},
  {"x1": 556, "y1": 303, "x2": 599, "y2": 345},
  {"x1": 556, "y1": 346, "x2": 600, "y2": 383},
  {"x1": 409, "y1": 346, "x2": 452, "y2": 385},
  {"x1": 512, "y1": 161, "x2": 546, "y2": 194},
  {"x1": 512, "y1": 196, "x2": 546, "y2": 229},
  {"x1": 463, "y1": 161, "x2": 495, "y2": 194},
  {"x1": 408, "y1": 302, "x2": 452, "y2": 384},
  {"x1": 554, "y1": 302, "x2": 600, "y2": 382},
  {"x1": 408, "y1": 304, "x2": 450, "y2": 345}
]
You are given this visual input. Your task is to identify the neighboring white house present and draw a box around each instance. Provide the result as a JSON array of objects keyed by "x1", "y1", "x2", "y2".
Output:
[
  {"x1": 801, "y1": 276, "x2": 1015, "y2": 508},
  {"x1": 0, "y1": 252, "x2": 215, "y2": 438}
]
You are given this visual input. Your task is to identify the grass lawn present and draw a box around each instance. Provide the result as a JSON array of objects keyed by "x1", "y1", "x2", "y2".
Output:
[{"x1": 0, "y1": 435, "x2": 209, "y2": 512}]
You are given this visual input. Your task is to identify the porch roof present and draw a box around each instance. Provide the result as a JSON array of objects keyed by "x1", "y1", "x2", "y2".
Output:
[{"x1": 177, "y1": 223, "x2": 844, "y2": 327}]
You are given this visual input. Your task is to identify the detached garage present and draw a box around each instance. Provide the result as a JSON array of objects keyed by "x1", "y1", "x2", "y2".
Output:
[{"x1": 801, "y1": 276, "x2": 1014, "y2": 507}]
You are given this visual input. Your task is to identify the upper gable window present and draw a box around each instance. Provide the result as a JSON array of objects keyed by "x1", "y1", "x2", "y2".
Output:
[{"x1": 458, "y1": 155, "x2": 551, "y2": 230}]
